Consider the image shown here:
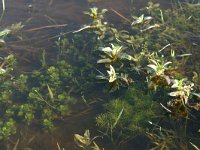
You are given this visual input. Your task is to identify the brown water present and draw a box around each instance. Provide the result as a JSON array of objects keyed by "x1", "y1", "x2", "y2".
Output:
[
  {"x1": 3, "y1": 0, "x2": 171, "y2": 68},
  {"x1": 0, "y1": 0, "x2": 172, "y2": 149}
]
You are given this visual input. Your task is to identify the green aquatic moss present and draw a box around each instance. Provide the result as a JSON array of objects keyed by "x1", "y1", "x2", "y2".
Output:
[
  {"x1": 27, "y1": 59, "x2": 76, "y2": 129},
  {"x1": 96, "y1": 87, "x2": 161, "y2": 140}
]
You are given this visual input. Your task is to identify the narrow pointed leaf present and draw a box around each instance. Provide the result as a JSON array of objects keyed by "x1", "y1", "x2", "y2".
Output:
[
  {"x1": 97, "y1": 58, "x2": 112, "y2": 64},
  {"x1": 112, "y1": 107, "x2": 124, "y2": 129},
  {"x1": 47, "y1": 84, "x2": 54, "y2": 100},
  {"x1": 120, "y1": 53, "x2": 133, "y2": 60},
  {"x1": 147, "y1": 64, "x2": 157, "y2": 71}
]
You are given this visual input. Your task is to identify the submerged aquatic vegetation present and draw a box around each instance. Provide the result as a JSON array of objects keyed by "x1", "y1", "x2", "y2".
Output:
[
  {"x1": 84, "y1": 7, "x2": 107, "y2": 21},
  {"x1": 0, "y1": 0, "x2": 200, "y2": 149},
  {"x1": 147, "y1": 58, "x2": 172, "y2": 90},
  {"x1": 147, "y1": 59, "x2": 172, "y2": 76},
  {"x1": 166, "y1": 78, "x2": 195, "y2": 118},
  {"x1": 147, "y1": 125, "x2": 190, "y2": 150},
  {"x1": 169, "y1": 79, "x2": 194, "y2": 104},
  {"x1": 76, "y1": 1, "x2": 200, "y2": 148},
  {"x1": 0, "y1": 40, "x2": 79, "y2": 139},
  {"x1": 97, "y1": 44, "x2": 133, "y2": 64},
  {"x1": 54, "y1": 34, "x2": 100, "y2": 93},
  {"x1": 0, "y1": 13, "x2": 27, "y2": 139},
  {"x1": 28, "y1": 60, "x2": 76, "y2": 129},
  {"x1": 96, "y1": 65, "x2": 132, "y2": 92},
  {"x1": 74, "y1": 130, "x2": 103, "y2": 150},
  {"x1": 0, "y1": 54, "x2": 26, "y2": 140},
  {"x1": 96, "y1": 87, "x2": 161, "y2": 141}
]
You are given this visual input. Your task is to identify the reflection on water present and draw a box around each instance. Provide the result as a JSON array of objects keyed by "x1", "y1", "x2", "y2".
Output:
[
  {"x1": 0, "y1": 0, "x2": 173, "y2": 149},
  {"x1": 3, "y1": 0, "x2": 171, "y2": 68},
  {"x1": 3, "y1": 0, "x2": 170, "y2": 27}
]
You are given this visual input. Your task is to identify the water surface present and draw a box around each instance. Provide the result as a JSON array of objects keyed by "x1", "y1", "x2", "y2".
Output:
[{"x1": 0, "y1": 0, "x2": 174, "y2": 149}]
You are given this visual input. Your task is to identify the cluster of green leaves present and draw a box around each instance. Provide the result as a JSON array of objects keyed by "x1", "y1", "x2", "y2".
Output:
[
  {"x1": 0, "y1": 19, "x2": 108, "y2": 141},
  {"x1": 0, "y1": 30, "x2": 93, "y2": 141},
  {"x1": 0, "y1": 54, "x2": 77, "y2": 139},
  {"x1": 96, "y1": 87, "x2": 160, "y2": 141},
  {"x1": 74, "y1": 129, "x2": 103, "y2": 150},
  {"x1": 82, "y1": 1, "x2": 200, "y2": 112},
  {"x1": 27, "y1": 59, "x2": 76, "y2": 129},
  {"x1": 0, "y1": 19, "x2": 29, "y2": 140},
  {"x1": 0, "y1": 54, "x2": 28, "y2": 140},
  {"x1": 76, "y1": 1, "x2": 200, "y2": 148},
  {"x1": 55, "y1": 33, "x2": 104, "y2": 93},
  {"x1": 0, "y1": 28, "x2": 107, "y2": 140}
]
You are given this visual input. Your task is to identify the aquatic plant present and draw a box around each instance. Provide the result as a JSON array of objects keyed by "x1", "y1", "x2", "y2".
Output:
[
  {"x1": 74, "y1": 129, "x2": 103, "y2": 150},
  {"x1": 147, "y1": 125, "x2": 189, "y2": 150},
  {"x1": 96, "y1": 65, "x2": 132, "y2": 92},
  {"x1": 147, "y1": 58, "x2": 172, "y2": 90},
  {"x1": 84, "y1": 7, "x2": 107, "y2": 21},
  {"x1": 73, "y1": 7, "x2": 108, "y2": 40},
  {"x1": 55, "y1": 34, "x2": 100, "y2": 93},
  {"x1": 146, "y1": 114, "x2": 200, "y2": 150},
  {"x1": 96, "y1": 87, "x2": 161, "y2": 142},
  {"x1": 27, "y1": 60, "x2": 76, "y2": 129},
  {"x1": 97, "y1": 44, "x2": 133, "y2": 64},
  {"x1": 0, "y1": 11, "x2": 26, "y2": 139},
  {"x1": 169, "y1": 79, "x2": 194, "y2": 104},
  {"x1": 0, "y1": 54, "x2": 26, "y2": 140},
  {"x1": 85, "y1": 1, "x2": 200, "y2": 112},
  {"x1": 77, "y1": 1, "x2": 200, "y2": 148},
  {"x1": 166, "y1": 78, "x2": 194, "y2": 118},
  {"x1": 0, "y1": 1, "x2": 200, "y2": 149}
]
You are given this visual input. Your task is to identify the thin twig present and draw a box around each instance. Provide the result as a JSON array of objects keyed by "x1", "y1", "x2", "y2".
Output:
[
  {"x1": 24, "y1": 24, "x2": 67, "y2": 32},
  {"x1": 110, "y1": 8, "x2": 131, "y2": 24}
]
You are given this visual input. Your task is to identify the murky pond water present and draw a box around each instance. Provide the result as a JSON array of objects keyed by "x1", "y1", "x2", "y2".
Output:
[
  {"x1": 0, "y1": 0, "x2": 196, "y2": 150},
  {"x1": 2, "y1": 0, "x2": 171, "y2": 69}
]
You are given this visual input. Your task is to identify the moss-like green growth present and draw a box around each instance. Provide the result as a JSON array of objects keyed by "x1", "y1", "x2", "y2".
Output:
[
  {"x1": 28, "y1": 60, "x2": 76, "y2": 129},
  {"x1": 0, "y1": 55, "x2": 28, "y2": 140},
  {"x1": 96, "y1": 87, "x2": 161, "y2": 140}
]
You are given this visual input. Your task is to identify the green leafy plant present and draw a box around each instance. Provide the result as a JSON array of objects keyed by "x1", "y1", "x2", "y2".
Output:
[
  {"x1": 97, "y1": 44, "x2": 133, "y2": 64},
  {"x1": 96, "y1": 65, "x2": 132, "y2": 92},
  {"x1": 166, "y1": 78, "x2": 194, "y2": 118},
  {"x1": 0, "y1": 54, "x2": 27, "y2": 140},
  {"x1": 27, "y1": 60, "x2": 76, "y2": 129},
  {"x1": 74, "y1": 129, "x2": 103, "y2": 150},
  {"x1": 147, "y1": 58, "x2": 172, "y2": 90},
  {"x1": 0, "y1": 1, "x2": 200, "y2": 149},
  {"x1": 84, "y1": 7, "x2": 107, "y2": 21}
]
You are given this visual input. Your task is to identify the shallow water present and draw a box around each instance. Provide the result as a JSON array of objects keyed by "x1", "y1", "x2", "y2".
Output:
[
  {"x1": 0, "y1": 0, "x2": 178, "y2": 149},
  {"x1": 2, "y1": 0, "x2": 171, "y2": 70}
]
